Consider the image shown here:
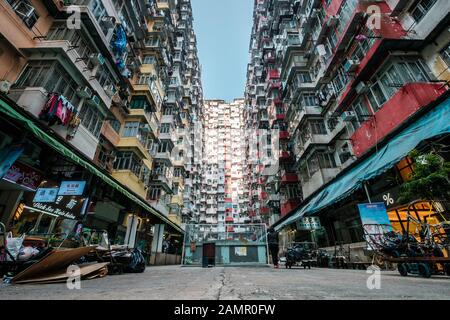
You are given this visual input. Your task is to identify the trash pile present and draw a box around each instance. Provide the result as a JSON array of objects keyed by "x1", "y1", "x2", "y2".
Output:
[{"x1": 0, "y1": 223, "x2": 146, "y2": 285}]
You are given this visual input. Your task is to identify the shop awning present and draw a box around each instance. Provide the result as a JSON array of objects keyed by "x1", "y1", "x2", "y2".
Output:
[
  {"x1": 0, "y1": 96, "x2": 184, "y2": 234},
  {"x1": 275, "y1": 96, "x2": 450, "y2": 231}
]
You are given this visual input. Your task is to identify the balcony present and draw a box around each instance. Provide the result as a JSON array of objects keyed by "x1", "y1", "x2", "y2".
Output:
[
  {"x1": 22, "y1": 40, "x2": 112, "y2": 108},
  {"x1": 279, "y1": 150, "x2": 294, "y2": 163},
  {"x1": 281, "y1": 172, "x2": 299, "y2": 184},
  {"x1": 267, "y1": 69, "x2": 280, "y2": 81},
  {"x1": 260, "y1": 191, "x2": 268, "y2": 201},
  {"x1": 288, "y1": 106, "x2": 322, "y2": 135},
  {"x1": 158, "y1": 130, "x2": 177, "y2": 143},
  {"x1": 155, "y1": 150, "x2": 171, "y2": 162},
  {"x1": 302, "y1": 165, "x2": 341, "y2": 198},
  {"x1": 150, "y1": 173, "x2": 173, "y2": 193},
  {"x1": 9, "y1": 87, "x2": 99, "y2": 159},
  {"x1": 260, "y1": 207, "x2": 270, "y2": 215},
  {"x1": 351, "y1": 82, "x2": 448, "y2": 158},
  {"x1": 279, "y1": 131, "x2": 290, "y2": 140},
  {"x1": 280, "y1": 198, "x2": 301, "y2": 217}
]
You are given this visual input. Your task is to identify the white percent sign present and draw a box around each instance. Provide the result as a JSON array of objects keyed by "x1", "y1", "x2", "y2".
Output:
[{"x1": 383, "y1": 193, "x2": 394, "y2": 205}]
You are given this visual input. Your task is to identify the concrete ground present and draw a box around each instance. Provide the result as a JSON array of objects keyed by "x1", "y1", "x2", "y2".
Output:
[{"x1": 1, "y1": 265, "x2": 449, "y2": 300}]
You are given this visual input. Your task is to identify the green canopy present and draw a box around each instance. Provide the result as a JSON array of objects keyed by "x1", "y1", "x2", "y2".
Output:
[{"x1": 0, "y1": 95, "x2": 184, "y2": 234}]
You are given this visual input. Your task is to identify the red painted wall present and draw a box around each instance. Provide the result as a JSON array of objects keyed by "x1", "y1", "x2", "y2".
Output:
[
  {"x1": 281, "y1": 199, "x2": 301, "y2": 217},
  {"x1": 350, "y1": 83, "x2": 447, "y2": 157}
]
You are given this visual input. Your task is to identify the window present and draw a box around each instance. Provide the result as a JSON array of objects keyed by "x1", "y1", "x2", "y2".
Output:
[
  {"x1": 310, "y1": 120, "x2": 327, "y2": 135},
  {"x1": 147, "y1": 187, "x2": 161, "y2": 201},
  {"x1": 7, "y1": 0, "x2": 39, "y2": 28},
  {"x1": 114, "y1": 151, "x2": 142, "y2": 177},
  {"x1": 109, "y1": 120, "x2": 121, "y2": 133},
  {"x1": 300, "y1": 93, "x2": 317, "y2": 107},
  {"x1": 143, "y1": 55, "x2": 156, "y2": 64},
  {"x1": 441, "y1": 43, "x2": 450, "y2": 67},
  {"x1": 15, "y1": 61, "x2": 81, "y2": 107},
  {"x1": 332, "y1": 67, "x2": 349, "y2": 94},
  {"x1": 79, "y1": 105, "x2": 104, "y2": 138},
  {"x1": 160, "y1": 124, "x2": 170, "y2": 134},
  {"x1": 317, "y1": 152, "x2": 337, "y2": 168},
  {"x1": 130, "y1": 96, "x2": 151, "y2": 110},
  {"x1": 349, "y1": 98, "x2": 371, "y2": 130},
  {"x1": 122, "y1": 122, "x2": 140, "y2": 137},
  {"x1": 410, "y1": 0, "x2": 437, "y2": 22},
  {"x1": 173, "y1": 183, "x2": 179, "y2": 195},
  {"x1": 336, "y1": 0, "x2": 358, "y2": 34},
  {"x1": 174, "y1": 168, "x2": 183, "y2": 177},
  {"x1": 367, "y1": 58, "x2": 431, "y2": 110}
]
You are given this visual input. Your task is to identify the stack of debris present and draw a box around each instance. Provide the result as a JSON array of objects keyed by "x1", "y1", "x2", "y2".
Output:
[
  {"x1": 1, "y1": 225, "x2": 146, "y2": 285},
  {"x1": 11, "y1": 247, "x2": 108, "y2": 284}
]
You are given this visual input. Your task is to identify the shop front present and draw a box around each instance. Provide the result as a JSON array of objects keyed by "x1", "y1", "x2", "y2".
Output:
[
  {"x1": 274, "y1": 96, "x2": 450, "y2": 264},
  {"x1": 0, "y1": 94, "x2": 184, "y2": 266}
]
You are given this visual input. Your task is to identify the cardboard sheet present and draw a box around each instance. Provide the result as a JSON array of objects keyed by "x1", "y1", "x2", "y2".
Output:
[
  {"x1": 12, "y1": 247, "x2": 94, "y2": 283},
  {"x1": 14, "y1": 262, "x2": 109, "y2": 284}
]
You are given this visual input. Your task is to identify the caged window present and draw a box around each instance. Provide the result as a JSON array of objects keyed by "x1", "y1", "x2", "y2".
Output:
[
  {"x1": 409, "y1": 0, "x2": 438, "y2": 23},
  {"x1": 7, "y1": 0, "x2": 39, "y2": 28}
]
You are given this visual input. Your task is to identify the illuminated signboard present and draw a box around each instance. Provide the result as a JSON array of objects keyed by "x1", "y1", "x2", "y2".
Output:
[{"x1": 58, "y1": 181, "x2": 86, "y2": 196}]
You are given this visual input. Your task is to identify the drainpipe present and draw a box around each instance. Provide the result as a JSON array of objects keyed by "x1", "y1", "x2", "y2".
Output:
[{"x1": 363, "y1": 181, "x2": 372, "y2": 204}]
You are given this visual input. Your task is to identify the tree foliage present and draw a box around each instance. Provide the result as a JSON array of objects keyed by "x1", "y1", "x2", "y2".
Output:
[{"x1": 399, "y1": 149, "x2": 450, "y2": 203}]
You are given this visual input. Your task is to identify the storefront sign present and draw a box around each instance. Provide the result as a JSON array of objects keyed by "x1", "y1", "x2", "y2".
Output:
[
  {"x1": 2, "y1": 161, "x2": 43, "y2": 191},
  {"x1": 358, "y1": 202, "x2": 393, "y2": 250},
  {"x1": 296, "y1": 217, "x2": 321, "y2": 231},
  {"x1": 0, "y1": 144, "x2": 24, "y2": 180},
  {"x1": 58, "y1": 181, "x2": 86, "y2": 196},
  {"x1": 33, "y1": 188, "x2": 60, "y2": 203},
  {"x1": 31, "y1": 196, "x2": 89, "y2": 220},
  {"x1": 358, "y1": 203, "x2": 392, "y2": 226}
]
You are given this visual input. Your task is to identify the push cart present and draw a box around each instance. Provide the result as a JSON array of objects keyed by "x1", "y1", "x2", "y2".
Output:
[{"x1": 363, "y1": 219, "x2": 450, "y2": 278}]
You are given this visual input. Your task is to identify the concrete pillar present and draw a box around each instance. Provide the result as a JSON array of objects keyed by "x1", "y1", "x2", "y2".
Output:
[
  {"x1": 124, "y1": 214, "x2": 140, "y2": 249},
  {"x1": 151, "y1": 224, "x2": 165, "y2": 253}
]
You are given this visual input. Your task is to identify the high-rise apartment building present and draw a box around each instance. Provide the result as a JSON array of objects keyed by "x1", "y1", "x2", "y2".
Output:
[
  {"x1": 245, "y1": 0, "x2": 450, "y2": 253},
  {"x1": 200, "y1": 99, "x2": 248, "y2": 229},
  {"x1": 0, "y1": 0, "x2": 203, "y2": 255}
]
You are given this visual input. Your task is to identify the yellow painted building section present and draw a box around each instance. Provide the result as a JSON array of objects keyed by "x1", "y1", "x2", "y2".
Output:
[{"x1": 112, "y1": 171, "x2": 147, "y2": 199}]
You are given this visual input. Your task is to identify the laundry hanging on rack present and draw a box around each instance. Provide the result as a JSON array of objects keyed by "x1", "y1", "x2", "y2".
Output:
[{"x1": 39, "y1": 93, "x2": 77, "y2": 127}]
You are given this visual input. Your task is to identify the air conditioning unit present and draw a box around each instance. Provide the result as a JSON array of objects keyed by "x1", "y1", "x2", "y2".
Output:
[
  {"x1": 76, "y1": 86, "x2": 93, "y2": 99},
  {"x1": 89, "y1": 53, "x2": 105, "y2": 66},
  {"x1": 87, "y1": 95, "x2": 101, "y2": 107},
  {"x1": 341, "y1": 111, "x2": 357, "y2": 121},
  {"x1": 104, "y1": 85, "x2": 116, "y2": 97},
  {"x1": 0, "y1": 80, "x2": 11, "y2": 93},
  {"x1": 355, "y1": 82, "x2": 369, "y2": 94},
  {"x1": 344, "y1": 59, "x2": 360, "y2": 73},
  {"x1": 101, "y1": 16, "x2": 116, "y2": 29}
]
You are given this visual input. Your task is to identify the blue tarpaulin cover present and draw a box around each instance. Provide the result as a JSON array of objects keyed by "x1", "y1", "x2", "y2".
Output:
[{"x1": 275, "y1": 97, "x2": 450, "y2": 231}]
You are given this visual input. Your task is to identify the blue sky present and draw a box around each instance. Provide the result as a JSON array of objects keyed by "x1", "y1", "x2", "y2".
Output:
[{"x1": 191, "y1": 0, "x2": 254, "y2": 102}]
